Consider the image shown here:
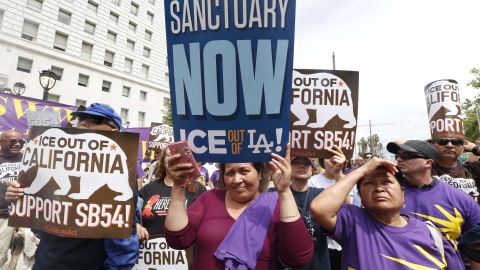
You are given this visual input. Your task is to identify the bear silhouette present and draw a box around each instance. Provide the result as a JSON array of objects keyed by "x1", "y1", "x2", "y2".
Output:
[
  {"x1": 21, "y1": 128, "x2": 132, "y2": 201},
  {"x1": 291, "y1": 71, "x2": 356, "y2": 128},
  {"x1": 426, "y1": 80, "x2": 461, "y2": 120},
  {"x1": 0, "y1": 165, "x2": 18, "y2": 180}
]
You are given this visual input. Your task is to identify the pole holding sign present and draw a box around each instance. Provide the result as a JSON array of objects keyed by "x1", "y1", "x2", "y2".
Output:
[
  {"x1": 476, "y1": 107, "x2": 480, "y2": 132},
  {"x1": 164, "y1": 0, "x2": 297, "y2": 162}
]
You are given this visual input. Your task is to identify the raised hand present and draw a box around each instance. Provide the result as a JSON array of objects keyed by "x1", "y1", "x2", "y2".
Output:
[
  {"x1": 270, "y1": 144, "x2": 292, "y2": 193},
  {"x1": 5, "y1": 180, "x2": 24, "y2": 201},
  {"x1": 165, "y1": 150, "x2": 195, "y2": 189},
  {"x1": 358, "y1": 157, "x2": 398, "y2": 178},
  {"x1": 326, "y1": 145, "x2": 346, "y2": 166}
]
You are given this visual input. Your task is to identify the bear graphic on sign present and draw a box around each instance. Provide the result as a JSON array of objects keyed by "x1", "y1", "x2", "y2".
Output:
[
  {"x1": 291, "y1": 71, "x2": 356, "y2": 128},
  {"x1": 0, "y1": 165, "x2": 19, "y2": 180},
  {"x1": 426, "y1": 80, "x2": 461, "y2": 120},
  {"x1": 21, "y1": 129, "x2": 132, "y2": 201}
]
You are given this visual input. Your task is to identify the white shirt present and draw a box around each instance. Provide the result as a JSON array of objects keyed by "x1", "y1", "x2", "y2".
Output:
[
  {"x1": 308, "y1": 173, "x2": 362, "y2": 250},
  {"x1": 308, "y1": 173, "x2": 361, "y2": 206}
]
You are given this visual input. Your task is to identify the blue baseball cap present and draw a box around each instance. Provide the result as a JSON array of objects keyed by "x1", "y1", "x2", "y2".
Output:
[{"x1": 71, "y1": 103, "x2": 123, "y2": 130}]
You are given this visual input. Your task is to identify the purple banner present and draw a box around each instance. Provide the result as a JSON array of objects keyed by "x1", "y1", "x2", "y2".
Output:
[
  {"x1": 0, "y1": 93, "x2": 76, "y2": 135},
  {"x1": 126, "y1": 127, "x2": 155, "y2": 178}
]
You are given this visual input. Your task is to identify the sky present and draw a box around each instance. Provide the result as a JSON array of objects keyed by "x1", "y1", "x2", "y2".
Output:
[{"x1": 293, "y1": 0, "x2": 480, "y2": 155}]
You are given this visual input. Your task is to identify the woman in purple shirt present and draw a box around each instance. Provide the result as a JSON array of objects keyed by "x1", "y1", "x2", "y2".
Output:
[
  {"x1": 164, "y1": 146, "x2": 313, "y2": 270},
  {"x1": 310, "y1": 149, "x2": 464, "y2": 270}
]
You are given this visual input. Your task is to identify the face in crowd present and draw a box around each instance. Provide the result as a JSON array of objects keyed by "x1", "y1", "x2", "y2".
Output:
[
  {"x1": 430, "y1": 138, "x2": 464, "y2": 160},
  {"x1": 354, "y1": 156, "x2": 364, "y2": 167},
  {"x1": 221, "y1": 163, "x2": 266, "y2": 204},
  {"x1": 291, "y1": 157, "x2": 313, "y2": 181},
  {"x1": 78, "y1": 115, "x2": 119, "y2": 131},
  {"x1": 358, "y1": 168, "x2": 404, "y2": 213},
  {"x1": 0, "y1": 130, "x2": 24, "y2": 157},
  {"x1": 364, "y1": 153, "x2": 373, "y2": 161},
  {"x1": 394, "y1": 150, "x2": 432, "y2": 176}
]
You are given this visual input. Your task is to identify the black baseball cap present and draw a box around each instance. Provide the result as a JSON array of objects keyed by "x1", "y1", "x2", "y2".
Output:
[
  {"x1": 291, "y1": 156, "x2": 317, "y2": 167},
  {"x1": 386, "y1": 140, "x2": 437, "y2": 160}
]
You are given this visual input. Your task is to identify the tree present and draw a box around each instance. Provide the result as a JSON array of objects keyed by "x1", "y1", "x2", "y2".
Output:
[
  {"x1": 357, "y1": 137, "x2": 368, "y2": 155},
  {"x1": 368, "y1": 134, "x2": 384, "y2": 158},
  {"x1": 462, "y1": 68, "x2": 480, "y2": 142},
  {"x1": 356, "y1": 134, "x2": 384, "y2": 158},
  {"x1": 162, "y1": 98, "x2": 173, "y2": 126}
]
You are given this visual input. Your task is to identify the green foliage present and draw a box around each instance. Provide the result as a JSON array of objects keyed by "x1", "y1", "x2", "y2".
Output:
[
  {"x1": 357, "y1": 134, "x2": 383, "y2": 158},
  {"x1": 462, "y1": 68, "x2": 480, "y2": 142},
  {"x1": 162, "y1": 98, "x2": 173, "y2": 126}
]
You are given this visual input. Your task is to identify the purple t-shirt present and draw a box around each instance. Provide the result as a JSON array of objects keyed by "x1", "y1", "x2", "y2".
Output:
[
  {"x1": 402, "y1": 177, "x2": 480, "y2": 251},
  {"x1": 330, "y1": 205, "x2": 464, "y2": 270}
]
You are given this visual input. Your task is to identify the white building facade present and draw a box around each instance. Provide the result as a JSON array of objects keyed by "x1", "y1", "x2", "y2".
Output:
[{"x1": 0, "y1": 0, "x2": 170, "y2": 128}]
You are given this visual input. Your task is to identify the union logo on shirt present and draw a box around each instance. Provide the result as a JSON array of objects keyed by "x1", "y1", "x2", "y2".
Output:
[
  {"x1": 382, "y1": 244, "x2": 446, "y2": 270},
  {"x1": 411, "y1": 205, "x2": 464, "y2": 250}
]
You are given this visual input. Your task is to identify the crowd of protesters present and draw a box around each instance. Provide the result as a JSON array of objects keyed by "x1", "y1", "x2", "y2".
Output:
[{"x1": 0, "y1": 103, "x2": 478, "y2": 270}]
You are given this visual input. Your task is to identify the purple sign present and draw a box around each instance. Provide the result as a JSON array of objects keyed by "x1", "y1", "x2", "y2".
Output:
[
  {"x1": 0, "y1": 93, "x2": 76, "y2": 135},
  {"x1": 126, "y1": 127, "x2": 154, "y2": 178}
]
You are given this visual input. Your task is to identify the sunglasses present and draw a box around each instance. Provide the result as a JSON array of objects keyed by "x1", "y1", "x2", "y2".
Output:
[
  {"x1": 395, "y1": 152, "x2": 427, "y2": 161},
  {"x1": 435, "y1": 138, "x2": 464, "y2": 146},
  {"x1": 0, "y1": 139, "x2": 25, "y2": 146},
  {"x1": 79, "y1": 116, "x2": 118, "y2": 129}
]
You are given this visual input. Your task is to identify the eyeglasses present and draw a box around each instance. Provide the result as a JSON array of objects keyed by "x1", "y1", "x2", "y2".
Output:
[
  {"x1": 395, "y1": 152, "x2": 427, "y2": 161},
  {"x1": 434, "y1": 138, "x2": 464, "y2": 146},
  {"x1": 0, "y1": 139, "x2": 25, "y2": 146},
  {"x1": 79, "y1": 116, "x2": 117, "y2": 130}
]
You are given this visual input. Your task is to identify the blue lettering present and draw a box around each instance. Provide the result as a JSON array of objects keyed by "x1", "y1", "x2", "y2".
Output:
[
  {"x1": 204, "y1": 40, "x2": 237, "y2": 116},
  {"x1": 238, "y1": 40, "x2": 288, "y2": 115},
  {"x1": 172, "y1": 39, "x2": 289, "y2": 117},
  {"x1": 173, "y1": 43, "x2": 203, "y2": 115}
]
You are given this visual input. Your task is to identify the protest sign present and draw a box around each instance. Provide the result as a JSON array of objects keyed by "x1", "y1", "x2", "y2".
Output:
[
  {"x1": 425, "y1": 79, "x2": 464, "y2": 139},
  {"x1": 133, "y1": 237, "x2": 188, "y2": 270},
  {"x1": 164, "y1": 0, "x2": 297, "y2": 162},
  {"x1": 9, "y1": 127, "x2": 139, "y2": 238},
  {"x1": 0, "y1": 162, "x2": 21, "y2": 185},
  {"x1": 26, "y1": 111, "x2": 61, "y2": 128},
  {"x1": 0, "y1": 157, "x2": 22, "y2": 214},
  {"x1": 126, "y1": 127, "x2": 155, "y2": 178},
  {"x1": 0, "y1": 92, "x2": 75, "y2": 134},
  {"x1": 147, "y1": 124, "x2": 173, "y2": 151},
  {"x1": 290, "y1": 69, "x2": 359, "y2": 158}
]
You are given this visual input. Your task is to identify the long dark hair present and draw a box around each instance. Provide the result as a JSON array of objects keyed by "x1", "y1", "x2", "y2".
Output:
[{"x1": 153, "y1": 148, "x2": 167, "y2": 181}]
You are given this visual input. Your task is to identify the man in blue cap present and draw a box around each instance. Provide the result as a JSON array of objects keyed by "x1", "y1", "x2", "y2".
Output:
[{"x1": 6, "y1": 103, "x2": 138, "y2": 270}]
